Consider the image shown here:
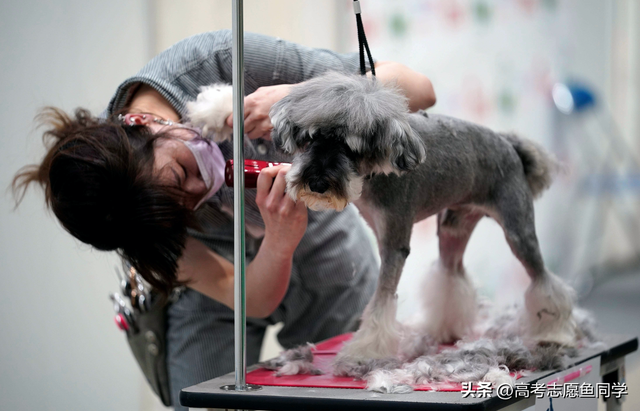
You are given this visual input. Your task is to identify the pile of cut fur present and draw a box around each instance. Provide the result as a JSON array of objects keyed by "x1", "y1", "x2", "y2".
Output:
[{"x1": 261, "y1": 303, "x2": 603, "y2": 394}]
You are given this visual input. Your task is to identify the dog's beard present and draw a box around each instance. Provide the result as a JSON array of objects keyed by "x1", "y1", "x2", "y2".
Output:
[
  {"x1": 297, "y1": 189, "x2": 349, "y2": 211},
  {"x1": 286, "y1": 171, "x2": 364, "y2": 211}
]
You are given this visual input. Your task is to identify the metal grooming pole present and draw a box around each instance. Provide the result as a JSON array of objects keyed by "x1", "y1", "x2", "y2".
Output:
[
  {"x1": 232, "y1": 0, "x2": 246, "y2": 391},
  {"x1": 220, "y1": 0, "x2": 261, "y2": 394}
]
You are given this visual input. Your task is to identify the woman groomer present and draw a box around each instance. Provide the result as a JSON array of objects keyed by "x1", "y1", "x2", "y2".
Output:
[{"x1": 14, "y1": 31, "x2": 435, "y2": 410}]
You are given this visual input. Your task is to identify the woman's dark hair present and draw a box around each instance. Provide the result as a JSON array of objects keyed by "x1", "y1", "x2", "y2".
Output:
[{"x1": 12, "y1": 107, "x2": 196, "y2": 295}]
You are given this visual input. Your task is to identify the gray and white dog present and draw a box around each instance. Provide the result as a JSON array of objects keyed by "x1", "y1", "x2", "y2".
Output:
[{"x1": 268, "y1": 71, "x2": 579, "y2": 364}]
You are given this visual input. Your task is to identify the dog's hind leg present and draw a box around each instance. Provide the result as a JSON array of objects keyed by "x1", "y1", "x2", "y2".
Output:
[
  {"x1": 414, "y1": 208, "x2": 483, "y2": 344},
  {"x1": 492, "y1": 183, "x2": 577, "y2": 345},
  {"x1": 335, "y1": 210, "x2": 414, "y2": 368}
]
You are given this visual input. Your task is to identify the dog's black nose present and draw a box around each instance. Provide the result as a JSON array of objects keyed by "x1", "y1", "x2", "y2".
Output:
[{"x1": 308, "y1": 179, "x2": 330, "y2": 193}]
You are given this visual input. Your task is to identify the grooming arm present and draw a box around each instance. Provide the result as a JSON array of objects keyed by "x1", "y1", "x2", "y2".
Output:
[
  {"x1": 178, "y1": 237, "x2": 293, "y2": 318},
  {"x1": 372, "y1": 61, "x2": 436, "y2": 111}
]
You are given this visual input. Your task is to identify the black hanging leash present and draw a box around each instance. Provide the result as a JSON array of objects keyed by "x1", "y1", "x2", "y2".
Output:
[{"x1": 353, "y1": 0, "x2": 375, "y2": 77}]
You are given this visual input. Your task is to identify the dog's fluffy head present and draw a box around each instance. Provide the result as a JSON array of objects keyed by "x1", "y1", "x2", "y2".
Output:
[{"x1": 270, "y1": 71, "x2": 426, "y2": 211}]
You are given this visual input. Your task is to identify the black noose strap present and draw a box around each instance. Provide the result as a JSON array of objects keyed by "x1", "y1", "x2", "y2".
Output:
[{"x1": 353, "y1": 0, "x2": 376, "y2": 77}]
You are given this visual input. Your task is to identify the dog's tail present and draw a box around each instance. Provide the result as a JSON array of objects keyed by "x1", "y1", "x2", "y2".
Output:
[{"x1": 504, "y1": 134, "x2": 559, "y2": 199}]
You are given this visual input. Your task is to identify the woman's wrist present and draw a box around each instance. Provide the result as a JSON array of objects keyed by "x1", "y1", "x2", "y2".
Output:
[{"x1": 260, "y1": 233, "x2": 297, "y2": 262}]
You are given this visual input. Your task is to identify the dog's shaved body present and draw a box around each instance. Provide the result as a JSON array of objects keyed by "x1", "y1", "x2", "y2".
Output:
[{"x1": 268, "y1": 71, "x2": 577, "y2": 368}]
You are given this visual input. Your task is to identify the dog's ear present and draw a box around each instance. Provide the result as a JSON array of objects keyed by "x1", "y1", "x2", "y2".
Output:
[
  {"x1": 270, "y1": 97, "x2": 311, "y2": 154},
  {"x1": 387, "y1": 118, "x2": 426, "y2": 172}
]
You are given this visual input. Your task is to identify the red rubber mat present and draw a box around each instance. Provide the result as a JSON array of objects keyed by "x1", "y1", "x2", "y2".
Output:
[{"x1": 247, "y1": 333, "x2": 521, "y2": 391}]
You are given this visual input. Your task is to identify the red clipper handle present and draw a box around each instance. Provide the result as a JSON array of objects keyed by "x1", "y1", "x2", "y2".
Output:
[{"x1": 225, "y1": 159, "x2": 291, "y2": 188}]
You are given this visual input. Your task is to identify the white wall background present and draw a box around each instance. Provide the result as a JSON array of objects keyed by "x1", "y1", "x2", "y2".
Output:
[
  {"x1": 1, "y1": 1, "x2": 154, "y2": 410},
  {"x1": 1, "y1": 1, "x2": 638, "y2": 410},
  {"x1": 153, "y1": 0, "x2": 341, "y2": 54}
]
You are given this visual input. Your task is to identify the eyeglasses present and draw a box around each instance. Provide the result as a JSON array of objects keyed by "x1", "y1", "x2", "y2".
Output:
[
  {"x1": 118, "y1": 113, "x2": 178, "y2": 126},
  {"x1": 118, "y1": 113, "x2": 204, "y2": 138}
]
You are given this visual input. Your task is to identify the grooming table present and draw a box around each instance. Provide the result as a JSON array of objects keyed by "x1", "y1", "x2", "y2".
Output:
[{"x1": 181, "y1": 334, "x2": 637, "y2": 411}]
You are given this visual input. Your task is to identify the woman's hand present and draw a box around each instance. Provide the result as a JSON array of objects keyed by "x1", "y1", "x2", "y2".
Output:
[
  {"x1": 223, "y1": 63, "x2": 435, "y2": 140},
  {"x1": 226, "y1": 84, "x2": 293, "y2": 140},
  {"x1": 178, "y1": 164, "x2": 307, "y2": 318},
  {"x1": 255, "y1": 164, "x2": 308, "y2": 258}
]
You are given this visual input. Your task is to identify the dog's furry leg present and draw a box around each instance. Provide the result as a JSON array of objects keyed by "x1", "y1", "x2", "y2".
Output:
[
  {"x1": 413, "y1": 209, "x2": 483, "y2": 344},
  {"x1": 524, "y1": 271, "x2": 577, "y2": 345},
  {"x1": 335, "y1": 291, "x2": 402, "y2": 367},
  {"x1": 185, "y1": 84, "x2": 233, "y2": 141},
  {"x1": 336, "y1": 211, "x2": 413, "y2": 367},
  {"x1": 493, "y1": 181, "x2": 577, "y2": 346}
]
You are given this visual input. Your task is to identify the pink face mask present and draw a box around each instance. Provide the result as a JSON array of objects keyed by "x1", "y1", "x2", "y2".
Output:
[{"x1": 180, "y1": 136, "x2": 226, "y2": 210}]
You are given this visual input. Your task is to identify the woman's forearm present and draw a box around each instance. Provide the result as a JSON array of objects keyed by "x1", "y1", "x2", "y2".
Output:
[
  {"x1": 373, "y1": 61, "x2": 436, "y2": 112},
  {"x1": 245, "y1": 236, "x2": 295, "y2": 318},
  {"x1": 178, "y1": 236, "x2": 292, "y2": 318}
]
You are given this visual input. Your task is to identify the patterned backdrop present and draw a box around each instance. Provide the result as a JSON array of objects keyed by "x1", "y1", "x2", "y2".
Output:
[{"x1": 335, "y1": 0, "x2": 611, "y2": 318}]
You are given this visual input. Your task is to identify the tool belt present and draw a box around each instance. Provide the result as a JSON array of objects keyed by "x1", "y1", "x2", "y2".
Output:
[
  {"x1": 110, "y1": 263, "x2": 177, "y2": 407},
  {"x1": 125, "y1": 291, "x2": 173, "y2": 406}
]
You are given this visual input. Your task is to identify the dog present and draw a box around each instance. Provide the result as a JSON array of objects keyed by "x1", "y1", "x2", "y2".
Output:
[
  {"x1": 187, "y1": 71, "x2": 578, "y2": 370},
  {"x1": 268, "y1": 72, "x2": 579, "y2": 367}
]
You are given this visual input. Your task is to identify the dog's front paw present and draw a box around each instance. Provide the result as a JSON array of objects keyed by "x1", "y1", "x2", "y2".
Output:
[
  {"x1": 338, "y1": 325, "x2": 402, "y2": 362},
  {"x1": 339, "y1": 294, "x2": 404, "y2": 362}
]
